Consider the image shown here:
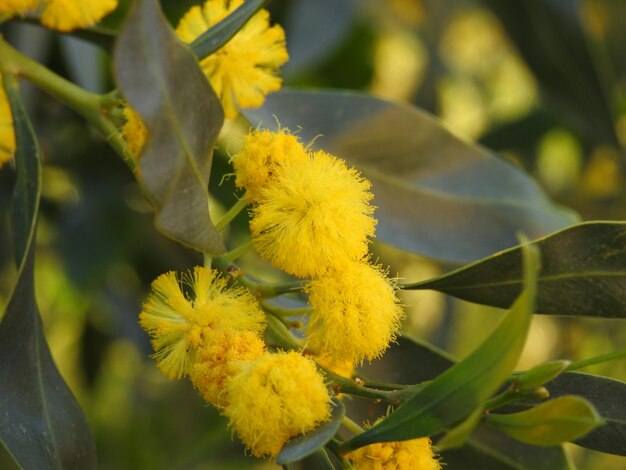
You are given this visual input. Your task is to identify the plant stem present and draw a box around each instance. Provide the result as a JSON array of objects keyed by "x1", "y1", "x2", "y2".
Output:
[
  {"x1": 223, "y1": 240, "x2": 253, "y2": 262},
  {"x1": 0, "y1": 38, "x2": 136, "y2": 172},
  {"x1": 260, "y1": 300, "x2": 310, "y2": 318},
  {"x1": 566, "y1": 347, "x2": 626, "y2": 372},
  {"x1": 341, "y1": 416, "x2": 365, "y2": 436},
  {"x1": 215, "y1": 196, "x2": 248, "y2": 231}
]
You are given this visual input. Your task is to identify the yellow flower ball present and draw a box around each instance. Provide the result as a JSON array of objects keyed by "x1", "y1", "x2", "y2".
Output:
[
  {"x1": 0, "y1": 75, "x2": 15, "y2": 169},
  {"x1": 348, "y1": 436, "x2": 441, "y2": 470},
  {"x1": 0, "y1": 0, "x2": 39, "y2": 16},
  {"x1": 40, "y1": 0, "x2": 118, "y2": 32},
  {"x1": 121, "y1": 104, "x2": 147, "y2": 159},
  {"x1": 250, "y1": 150, "x2": 377, "y2": 278},
  {"x1": 190, "y1": 329, "x2": 265, "y2": 408},
  {"x1": 306, "y1": 261, "x2": 403, "y2": 364},
  {"x1": 225, "y1": 351, "x2": 332, "y2": 458},
  {"x1": 232, "y1": 129, "x2": 308, "y2": 203},
  {"x1": 139, "y1": 266, "x2": 265, "y2": 380},
  {"x1": 176, "y1": 0, "x2": 288, "y2": 119}
]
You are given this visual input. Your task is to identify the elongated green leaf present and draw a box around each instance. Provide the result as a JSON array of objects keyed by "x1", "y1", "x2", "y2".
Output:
[
  {"x1": 348, "y1": 337, "x2": 571, "y2": 469},
  {"x1": 487, "y1": 396, "x2": 602, "y2": 446},
  {"x1": 114, "y1": 0, "x2": 225, "y2": 254},
  {"x1": 438, "y1": 406, "x2": 485, "y2": 450},
  {"x1": 190, "y1": 0, "x2": 266, "y2": 59},
  {"x1": 342, "y1": 245, "x2": 539, "y2": 451},
  {"x1": 276, "y1": 399, "x2": 345, "y2": 465},
  {"x1": 244, "y1": 90, "x2": 577, "y2": 263},
  {"x1": 0, "y1": 75, "x2": 96, "y2": 468},
  {"x1": 407, "y1": 222, "x2": 626, "y2": 318},
  {"x1": 485, "y1": 0, "x2": 618, "y2": 148}
]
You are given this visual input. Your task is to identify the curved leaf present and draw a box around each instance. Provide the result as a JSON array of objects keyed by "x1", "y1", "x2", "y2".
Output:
[
  {"x1": 276, "y1": 399, "x2": 345, "y2": 465},
  {"x1": 190, "y1": 0, "x2": 266, "y2": 60},
  {"x1": 114, "y1": 0, "x2": 225, "y2": 254},
  {"x1": 244, "y1": 90, "x2": 577, "y2": 263},
  {"x1": 341, "y1": 244, "x2": 538, "y2": 451},
  {"x1": 407, "y1": 222, "x2": 626, "y2": 318},
  {"x1": 487, "y1": 396, "x2": 602, "y2": 446},
  {"x1": 0, "y1": 74, "x2": 96, "y2": 468}
]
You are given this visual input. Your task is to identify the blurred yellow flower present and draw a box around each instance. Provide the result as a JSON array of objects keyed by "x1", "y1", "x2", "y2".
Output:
[
  {"x1": 0, "y1": 0, "x2": 39, "y2": 15},
  {"x1": 306, "y1": 261, "x2": 403, "y2": 364},
  {"x1": 176, "y1": 0, "x2": 288, "y2": 119},
  {"x1": 0, "y1": 75, "x2": 15, "y2": 168},
  {"x1": 232, "y1": 129, "x2": 308, "y2": 203},
  {"x1": 225, "y1": 351, "x2": 331, "y2": 457},
  {"x1": 348, "y1": 434, "x2": 441, "y2": 470},
  {"x1": 139, "y1": 266, "x2": 265, "y2": 379},
  {"x1": 190, "y1": 328, "x2": 265, "y2": 408},
  {"x1": 315, "y1": 354, "x2": 354, "y2": 379},
  {"x1": 250, "y1": 150, "x2": 376, "y2": 278},
  {"x1": 121, "y1": 104, "x2": 147, "y2": 159},
  {"x1": 40, "y1": 0, "x2": 117, "y2": 31}
]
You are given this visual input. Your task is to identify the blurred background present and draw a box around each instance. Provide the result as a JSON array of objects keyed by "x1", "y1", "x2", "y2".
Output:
[{"x1": 1, "y1": 0, "x2": 625, "y2": 468}]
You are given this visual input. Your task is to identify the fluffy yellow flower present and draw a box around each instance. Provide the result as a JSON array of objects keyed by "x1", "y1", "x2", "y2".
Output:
[
  {"x1": 175, "y1": 0, "x2": 288, "y2": 119},
  {"x1": 121, "y1": 104, "x2": 147, "y2": 159},
  {"x1": 225, "y1": 351, "x2": 332, "y2": 458},
  {"x1": 250, "y1": 150, "x2": 376, "y2": 278},
  {"x1": 348, "y1": 436, "x2": 441, "y2": 470},
  {"x1": 0, "y1": 75, "x2": 15, "y2": 168},
  {"x1": 306, "y1": 261, "x2": 403, "y2": 364},
  {"x1": 40, "y1": 0, "x2": 118, "y2": 32},
  {"x1": 315, "y1": 354, "x2": 354, "y2": 379},
  {"x1": 0, "y1": 0, "x2": 39, "y2": 15},
  {"x1": 139, "y1": 266, "x2": 265, "y2": 379},
  {"x1": 190, "y1": 328, "x2": 265, "y2": 408},
  {"x1": 232, "y1": 129, "x2": 308, "y2": 203}
]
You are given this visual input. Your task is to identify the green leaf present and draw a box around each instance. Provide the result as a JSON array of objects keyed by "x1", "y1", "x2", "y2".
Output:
[
  {"x1": 484, "y1": 1, "x2": 618, "y2": 148},
  {"x1": 406, "y1": 222, "x2": 626, "y2": 318},
  {"x1": 514, "y1": 360, "x2": 570, "y2": 391},
  {"x1": 244, "y1": 90, "x2": 577, "y2": 263},
  {"x1": 341, "y1": 244, "x2": 539, "y2": 451},
  {"x1": 438, "y1": 406, "x2": 485, "y2": 450},
  {"x1": 0, "y1": 74, "x2": 96, "y2": 468},
  {"x1": 487, "y1": 396, "x2": 602, "y2": 446},
  {"x1": 276, "y1": 399, "x2": 345, "y2": 465},
  {"x1": 524, "y1": 372, "x2": 626, "y2": 456},
  {"x1": 114, "y1": 0, "x2": 226, "y2": 254},
  {"x1": 190, "y1": 0, "x2": 266, "y2": 60}
]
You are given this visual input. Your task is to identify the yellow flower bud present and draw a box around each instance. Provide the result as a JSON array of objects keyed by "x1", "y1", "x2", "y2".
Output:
[
  {"x1": 40, "y1": 0, "x2": 118, "y2": 32},
  {"x1": 121, "y1": 105, "x2": 147, "y2": 160},
  {"x1": 0, "y1": 75, "x2": 15, "y2": 169},
  {"x1": 348, "y1": 436, "x2": 441, "y2": 470}
]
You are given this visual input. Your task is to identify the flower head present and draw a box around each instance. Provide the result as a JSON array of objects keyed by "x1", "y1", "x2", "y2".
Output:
[
  {"x1": 347, "y1": 434, "x2": 441, "y2": 470},
  {"x1": 0, "y1": 75, "x2": 15, "y2": 169},
  {"x1": 0, "y1": 0, "x2": 39, "y2": 15},
  {"x1": 40, "y1": 0, "x2": 118, "y2": 31},
  {"x1": 225, "y1": 351, "x2": 331, "y2": 457},
  {"x1": 122, "y1": 104, "x2": 147, "y2": 159},
  {"x1": 190, "y1": 328, "x2": 265, "y2": 407},
  {"x1": 139, "y1": 266, "x2": 265, "y2": 379},
  {"x1": 306, "y1": 261, "x2": 403, "y2": 364},
  {"x1": 176, "y1": 0, "x2": 288, "y2": 119},
  {"x1": 232, "y1": 129, "x2": 308, "y2": 203},
  {"x1": 250, "y1": 150, "x2": 376, "y2": 278}
]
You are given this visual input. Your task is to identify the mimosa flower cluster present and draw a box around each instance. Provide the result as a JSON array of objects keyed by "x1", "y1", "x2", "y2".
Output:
[
  {"x1": 139, "y1": 267, "x2": 331, "y2": 458},
  {"x1": 233, "y1": 129, "x2": 404, "y2": 365},
  {"x1": 0, "y1": 74, "x2": 14, "y2": 168},
  {"x1": 0, "y1": 0, "x2": 117, "y2": 32},
  {"x1": 122, "y1": 0, "x2": 288, "y2": 159}
]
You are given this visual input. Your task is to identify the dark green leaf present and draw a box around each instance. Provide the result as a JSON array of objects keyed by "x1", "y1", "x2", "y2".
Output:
[
  {"x1": 0, "y1": 74, "x2": 96, "y2": 469},
  {"x1": 190, "y1": 0, "x2": 266, "y2": 60},
  {"x1": 407, "y1": 222, "x2": 626, "y2": 318},
  {"x1": 276, "y1": 399, "x2": 345, "y2": 465},
  {"x1": 342, "y1": 244, "x2": 538, "y2": 451},
  {"x1": 487, "y1": 396, "x2": 602, "y2": 446},
  {"x1": 283, "y1": 0, "x2": 358, "y2": 73},
  {"x1": 514, "y1": 360, "x2": 570, "y2": 391},
  {"x1": 484, "y1": 0, "x2": 619, "y2": 148},
  {"x1": 438, "y1": 406, "x2": 485, "y2": 450},
  {"x1": 114, "y1": 0, "x2": 225, "y2": 254},
  {"x1": 244, "y1": 90, "x2": 577, "y2": 263}
]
